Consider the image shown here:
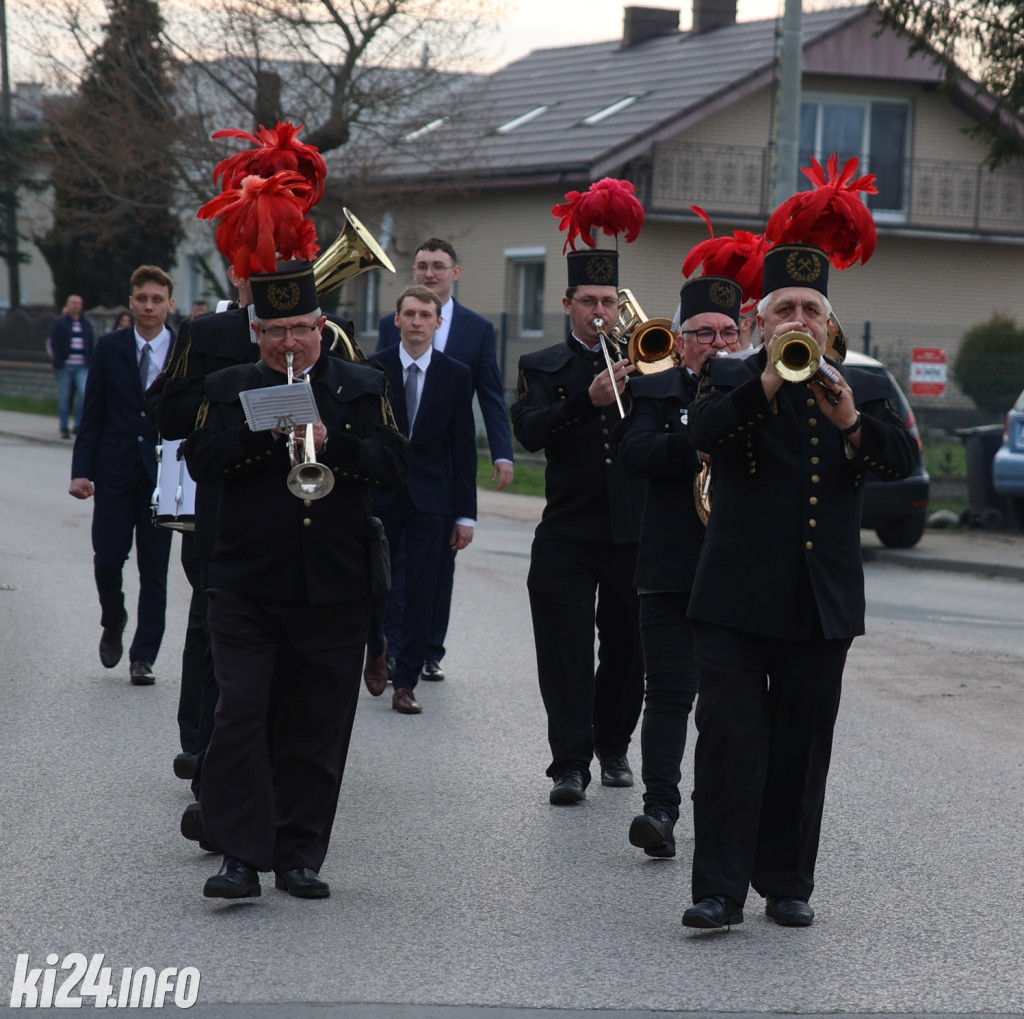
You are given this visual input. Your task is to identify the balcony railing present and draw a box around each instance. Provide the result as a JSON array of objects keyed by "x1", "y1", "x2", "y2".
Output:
[{"x1": 646, "y1": 142, "x2": 1024, "y2": 237}]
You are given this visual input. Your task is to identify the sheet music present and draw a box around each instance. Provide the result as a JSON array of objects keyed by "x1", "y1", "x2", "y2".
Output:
[{"x1": 239, "y1": 383, "x2": 321, "y2": 433}]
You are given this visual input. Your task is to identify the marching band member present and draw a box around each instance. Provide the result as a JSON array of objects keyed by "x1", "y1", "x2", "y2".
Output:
[
  {"x1": 682, "y1": 158, "x2": 920, "y2": 929},
  {"x1": 511, "y1": 179, "x2": 646, "y2": 805},
  {"x1": 183, "y1": 255, "x2": 407, "y2": 900},
  {"x1": 616, "y1": 273, "x2": 743, "y2": 858}
]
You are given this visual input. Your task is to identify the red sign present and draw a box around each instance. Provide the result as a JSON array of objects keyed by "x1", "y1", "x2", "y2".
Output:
[{"x1": 910, "y1": 347, "x2": 946, "y2": 397}]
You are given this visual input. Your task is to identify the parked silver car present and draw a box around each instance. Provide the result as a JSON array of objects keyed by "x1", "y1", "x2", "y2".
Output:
[{"x1": 992, "y1": 385, "x2": 1024, "y2": 525}]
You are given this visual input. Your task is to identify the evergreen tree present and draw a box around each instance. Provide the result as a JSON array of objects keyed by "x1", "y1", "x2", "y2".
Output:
[{"x1": 37, "y1": 0, "x2": 182, "y2": 307}]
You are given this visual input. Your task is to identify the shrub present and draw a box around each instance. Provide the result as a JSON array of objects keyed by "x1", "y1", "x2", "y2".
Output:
[{"x1": 952, "y1": 313, "x2": 1024, "y2": 417}]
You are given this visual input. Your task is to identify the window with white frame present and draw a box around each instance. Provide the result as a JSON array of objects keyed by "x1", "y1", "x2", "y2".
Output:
[
  {"x1": 799, "y1": 96, "x2": 910, "y2": 218},
  {"x1": 504, "y1": 247, "x2": 546, "y2": 335}
]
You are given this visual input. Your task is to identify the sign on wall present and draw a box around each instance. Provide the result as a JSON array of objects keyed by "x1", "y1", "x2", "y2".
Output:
[{"x1": 910, "y1": 347, "x2": 947, "y2": 397}]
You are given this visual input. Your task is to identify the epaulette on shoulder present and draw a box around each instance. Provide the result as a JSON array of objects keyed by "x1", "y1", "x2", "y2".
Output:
[
  {"x1": 628, "y1": 369, "x2": 688, "y2": 401},
  {"x1": 706, "y1": 352, "x2": 762, "y2": 386},
  {"x1": 204, "y1": 363, "x2": 261, "y2": 403},
  {"x1": 519, "y1": 343, "x2": 575, "y2": 373},
  {"x1": 324, "y1": 359, "x2": 387, "y2": 402}
]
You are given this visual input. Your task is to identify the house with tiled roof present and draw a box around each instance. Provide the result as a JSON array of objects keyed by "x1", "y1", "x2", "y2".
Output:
[{"x1": 345, "y1": 1, "x2": 1024, "y2": 420}]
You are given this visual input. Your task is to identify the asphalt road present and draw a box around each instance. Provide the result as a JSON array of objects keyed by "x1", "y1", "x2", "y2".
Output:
[{"x1": 0, "y1": 434, "x2": 1022, "y2": 1018}]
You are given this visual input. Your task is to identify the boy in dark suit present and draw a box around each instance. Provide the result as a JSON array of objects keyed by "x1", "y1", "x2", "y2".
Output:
[
  {"x1": 376, "y1": 239, "x2": 513, "y2": 681},
  {"x1": 69, "y1": 265, "x2": 176, "y2": 685},
  {"x1": 370, "y1": 285, "x2": 477, "y2": 714}
]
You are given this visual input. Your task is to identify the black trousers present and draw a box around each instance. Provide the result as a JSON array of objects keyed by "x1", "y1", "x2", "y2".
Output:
[
  {"x1": 527, "y1": 537, "x2": 643, "y2": 782},
  {"x1": 91, "y1": 462, "x2": 172, "y2": 664},
  {"x1": 177, "y1": 541, "x2": 217, "y2": 797},
  {"x1": 638, "y1": 592, "x2": 698, "y2": 822},
  {"x1": 690, "y1": 621, "x2": 850, "y2": 907},
  {"x1": 202, "y1": 589, "x2": 368, "y2": 874}
]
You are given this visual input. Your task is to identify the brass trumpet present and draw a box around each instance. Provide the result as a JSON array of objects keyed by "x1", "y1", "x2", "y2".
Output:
[
  {"x1": 770, "y1": 331, "x2": 842, "y2": 406},
  {"x1": 284, "y1": 352, "x2": 335, "y2": 500}
]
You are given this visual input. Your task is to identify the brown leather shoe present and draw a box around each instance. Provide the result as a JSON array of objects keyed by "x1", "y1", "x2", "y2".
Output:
[
  {"x1": 363, "y1": 641, "x2": 389, "y2": 697},
  {"x1": 392, "y1": 687, "x2": 422, "y2": 714}
]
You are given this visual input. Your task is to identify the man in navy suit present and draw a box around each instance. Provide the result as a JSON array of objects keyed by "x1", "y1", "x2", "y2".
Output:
[
  {"x1": 371, "y1": 285, "x2": 476, "y2": 714},
  {"x1": 69, "y1": 265, "x2": 176, "y2": 686},
  {"x1": 375, "y1": 238, "x2": 513, "y2": 682}
]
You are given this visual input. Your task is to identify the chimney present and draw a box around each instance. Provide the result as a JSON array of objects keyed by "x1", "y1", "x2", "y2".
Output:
[
  {"x1": 692, "y1": 0, "x2": 737, "y2": 34},
  {"x1": 622, "y1": 6, "x2": 680, "y2": 48}
]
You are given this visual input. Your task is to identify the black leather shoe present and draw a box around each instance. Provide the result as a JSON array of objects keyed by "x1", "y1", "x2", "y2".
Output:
[
  {"x1": 599, "y1": 755, "x2": 633, "y2": 787},
  {"x1": 549, "y1": 769, "x2": 586, "y2": 805},
  {"x1": 180, "y1": 801, "x2": 216, "y2": 852},
  {"x1": 682, "y1": 896, "x2": 744, "y2": 929},
  {"x1": 99, "y1": 612, "x2": 128, "y2": 669},
  {"x1": 420, "y1": 659, "x2": 445, "y2": 681},
  {"x1": 173, "y1": 752, "x2": 198, "y2": 780},
  {"x1": 628, "y1": 808, "x2": 676, "y2": 858},
  {"x1": 765, "y1": 896, "x2": 814, "y2": 927},
  {"x1": 275, "y1": 867, "x2": 330, "y2": 899},
  {"x1": 203, "y1": 857, "x2": 260, "y2": 898},
  {"x1": 129, "y1": 660, "x2": 155, "y2": 685}
]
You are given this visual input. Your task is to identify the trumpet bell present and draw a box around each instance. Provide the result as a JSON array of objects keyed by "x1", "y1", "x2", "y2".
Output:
[
  {"x1": 286, "y1": 462, "x2": 335, "y2": 500},
  {"x1": 628, "y1": 317, "x2": 678, "y2": 374},
  {"x1": 313, "y1": 208, "x2": 396, "y2": 298},
  {"x1": 771, "y1": 331, "x2": 821, "y2": 383}
]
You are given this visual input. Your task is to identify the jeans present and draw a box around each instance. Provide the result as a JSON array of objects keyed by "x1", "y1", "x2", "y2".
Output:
[{"x1": 56, "y1": 363, "x2": 88, "y2": 433}]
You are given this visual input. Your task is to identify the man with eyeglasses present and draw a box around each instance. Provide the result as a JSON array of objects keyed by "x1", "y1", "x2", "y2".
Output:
[
  {"x1": 182, "y1": 260, "x2": 408, "y2": 899},
  {"x1": 511, "y1": 246, "x2": 645, "y2": 806},
  {"x1": 615, "y1": 274, "x2": 742, "y2": 859},
  {"x1": 374, "y1": 238, "x2": 514, "y2": 686}
]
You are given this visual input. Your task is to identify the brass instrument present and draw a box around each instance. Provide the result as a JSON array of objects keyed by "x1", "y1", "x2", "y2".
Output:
[
  {"x1": 826, "y1": 312, "x2": 847, "y2": 362},
  {"x1": 615, "y1": 289, "x2": 678, "y2": 374},
  {"x1": 284, "y1": 352, "x2": 335, "y2": 500},
  {"x1": 770, "y1": 331, "x2": 842, "y2": 406},
  {"x1": 313, "y1": 207, "x2": 396, "y2": 299},
  {"x1": 694, "y1": 460, "x2": 712, "y2": 526},
  {"x1": 593, "y1": 316, "x2": 626, "y2": 419}
]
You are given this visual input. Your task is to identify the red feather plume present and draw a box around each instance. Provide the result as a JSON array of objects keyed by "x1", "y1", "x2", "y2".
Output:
[
  {"x1": 197, "y1": 171, "x2": 320, "y2": 278},
  {"x1": 765, "y1": 154, "x2": 879, "y2": 269},
  {"x1": 212, "y1": 122, "x2": 327, "y2": 212},
  {"x1": 552, "y1": 177, "x2": 645, "y2": 254},
  {"x1": 682, "y1": 206, "x2": 769, "y2": 304}
]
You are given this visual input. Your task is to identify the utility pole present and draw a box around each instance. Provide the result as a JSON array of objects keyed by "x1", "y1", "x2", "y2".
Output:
[
  {"x1": 0, "y1": 0, "x2": 24, "y2": 310},
  {"x1": 772, "y1": 0, "x2": 803, "y2": 210}
]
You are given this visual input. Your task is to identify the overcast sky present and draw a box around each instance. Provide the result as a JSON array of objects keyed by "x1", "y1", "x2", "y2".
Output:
[{"x1": 484, "y1": 0, "x2": 797, "y2": 69}]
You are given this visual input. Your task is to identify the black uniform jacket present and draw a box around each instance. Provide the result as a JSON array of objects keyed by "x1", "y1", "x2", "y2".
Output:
[
  {"x1": 183, "y1": 354, "x2": 408, "y2": 605},
  {"x1": 615, "y1": 368, "x2": 706, "y2": 593},
  {"x1": 688, "y1": 348, "x2": 920, "y2": 640},
  {"x1": 147, "y1": 308, "x2": 362, "y2": 560},
  {"x1": 511, "y1": 338, "x2": 643, "y2": 544}
]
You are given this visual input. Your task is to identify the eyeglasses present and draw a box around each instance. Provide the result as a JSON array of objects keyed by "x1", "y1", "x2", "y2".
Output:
[
  {"x1": 259, "y1": 322, "x2": 320, "y2": 341},
  {"x1": 572, "y1": 297, "x2": 619, "y2": 310},
  {"x1": 681, "y1": 327, "x2": 740, "y2": 345},
  {"x1": 413, "y1": 262, "x2": 456, "y2": 274}
]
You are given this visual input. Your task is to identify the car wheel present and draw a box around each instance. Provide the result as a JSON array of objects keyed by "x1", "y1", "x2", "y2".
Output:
[{"x1": 876, "y1": 509, "x2": 927, "y2": 548}]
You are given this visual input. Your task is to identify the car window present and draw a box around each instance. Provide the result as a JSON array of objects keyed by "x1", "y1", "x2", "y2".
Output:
[{"x1": 1014, "y1": 388, "x2": 1024, "y2": 413}]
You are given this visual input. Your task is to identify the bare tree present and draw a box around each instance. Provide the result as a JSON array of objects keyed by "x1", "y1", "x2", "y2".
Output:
[{"x1": 876, "y1": 0, "x2": 1024, "y2": 167}]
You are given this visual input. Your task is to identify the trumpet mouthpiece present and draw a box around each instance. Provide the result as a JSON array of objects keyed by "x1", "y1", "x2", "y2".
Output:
[{"x1": 594, "y1": 318, "x2": 604, "y2": 329}]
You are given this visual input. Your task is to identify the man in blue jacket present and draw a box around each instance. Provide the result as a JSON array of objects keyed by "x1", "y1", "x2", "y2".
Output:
[{"x1": 376, "y1": 239, "x2": 513, "y2": 682}]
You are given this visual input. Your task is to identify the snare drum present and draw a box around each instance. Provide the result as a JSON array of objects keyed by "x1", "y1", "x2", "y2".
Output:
[{"x1": 151, "y1": 437, "x2": 197, "y2": 531}]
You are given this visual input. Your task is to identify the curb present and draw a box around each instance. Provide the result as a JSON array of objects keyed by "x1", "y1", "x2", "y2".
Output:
[{"x1": 862, "y1": 546, "x2": 1024, "y2": 582}]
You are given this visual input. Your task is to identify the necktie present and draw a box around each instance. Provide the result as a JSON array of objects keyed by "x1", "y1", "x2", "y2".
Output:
[
  {"x1": 138, "y1": 342, "x2": 152, "y2": 391},
  {"x1": 404, "y1": 362, "x2": 420, "y2": 435}
]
